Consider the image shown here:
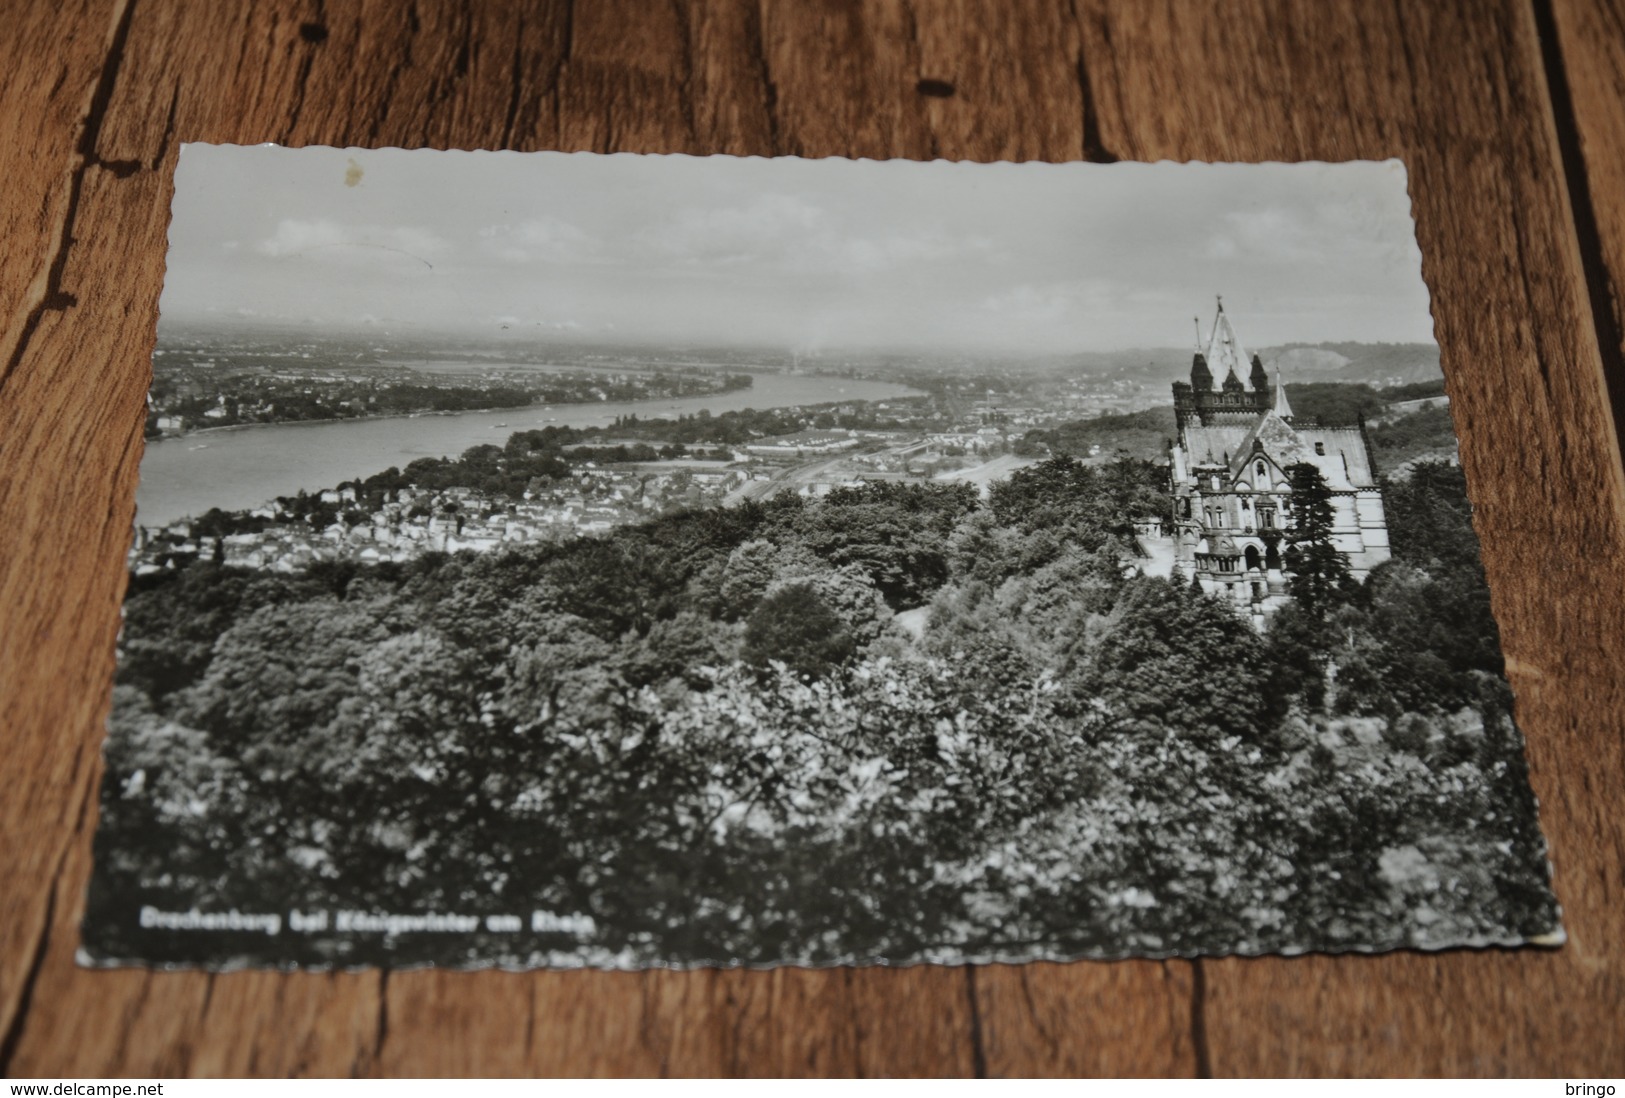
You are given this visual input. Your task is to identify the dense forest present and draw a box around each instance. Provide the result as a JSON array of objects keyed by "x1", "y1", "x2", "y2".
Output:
[{"x1": 87, "y1": 454, "x2": 1558, "y2": 967}]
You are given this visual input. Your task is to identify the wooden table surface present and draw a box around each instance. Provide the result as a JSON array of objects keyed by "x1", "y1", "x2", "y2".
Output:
[{"x1": 3, "y1": 0, "x2": 1624, "y2": 1078}]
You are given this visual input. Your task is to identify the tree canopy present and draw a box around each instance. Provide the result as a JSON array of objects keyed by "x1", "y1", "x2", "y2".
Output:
[{"x1": 88, "y1": 456, "x2": 1556, "y2": 967}]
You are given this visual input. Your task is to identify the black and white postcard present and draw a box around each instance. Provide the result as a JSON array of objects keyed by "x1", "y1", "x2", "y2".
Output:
[{"x1": 82, "y1": 146, "x2": 1562, "y2": 969}]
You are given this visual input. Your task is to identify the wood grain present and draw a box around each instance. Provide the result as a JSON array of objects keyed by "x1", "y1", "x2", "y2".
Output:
[
  {"x1": 0, "y1": 0, "x2": 1621, "y2": 1077},
  {"x1": 1548, "y1": 0, "x2": 1625, "y2": 439}
]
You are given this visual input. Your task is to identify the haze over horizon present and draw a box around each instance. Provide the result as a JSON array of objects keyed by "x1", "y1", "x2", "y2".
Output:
[{"x1": 160, "y1": 146, "x2": 1439, "y2": 356}]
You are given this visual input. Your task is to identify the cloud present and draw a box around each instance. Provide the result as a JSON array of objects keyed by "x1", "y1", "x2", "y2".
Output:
[
  {"x1": 640, "y1": 194, "x2": 990, "y2": 274},
  {"x1": 980, "y1": 279, "x2": 1122, "y2": 321},
  {"x1": 1202, "y1": 200, "x2": 1415, "y2": 268},
  {"x1": 641, "y1": 194, "x2": 825, "y2": 267},
  {"x1": 480, "y1": 217, "x2": 598, "y2": 264},
  {"x1": 257, "y1": 219, "x2": 446, "y2": 264}
]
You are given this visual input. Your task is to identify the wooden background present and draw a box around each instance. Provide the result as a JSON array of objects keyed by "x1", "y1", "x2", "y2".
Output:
[{"x1": 2, "y1": 0, "x2": 1623, "y2": 1077}]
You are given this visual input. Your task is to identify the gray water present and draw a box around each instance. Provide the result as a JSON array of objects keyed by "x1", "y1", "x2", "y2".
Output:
[{"x1": 135, "y1": 372, "x2": 921, "y2": 527}]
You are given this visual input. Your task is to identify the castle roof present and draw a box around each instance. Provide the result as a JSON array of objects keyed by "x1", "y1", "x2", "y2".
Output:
[
  {"x1": 1224, "y1": 412, "x2": 1375, "y2": 488},
  {"x1": 1203, "y1": 301, "x2": 1251, "y2": 390},
  {"x1": 1173, "y1": 306, "x2": 1379, "y2": 491},
  {"x1": 1295, "y1": 427, "x2": 1376, "y2": 487},
  {"x1": 1180, "y1": 412, "x2": 1377, "y2": 489},
  {"x1": 1181, "y1": 423, "x2": 1252, "y2": 465},
  {"x1": 1232, "y1": 412, "x2": 1309, "y2": 470}
]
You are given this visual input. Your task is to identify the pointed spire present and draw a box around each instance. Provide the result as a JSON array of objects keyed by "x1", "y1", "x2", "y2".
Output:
[
  {"x1": 1204, "y1": 297, "x2": 1251, "y2": 392},
  {"x1": 1190, "y1": 344, "x2": 1213, "y2": 391},
  {"x1": 1249, "y1": 352, "x2": 1268, "y2": 393},
  {"x1": 1272, "y1": 367, "x2": 1294, "y2": 420}
]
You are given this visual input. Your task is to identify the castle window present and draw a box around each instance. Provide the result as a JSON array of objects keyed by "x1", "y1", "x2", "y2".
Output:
[
  {"x1": 1255, "y1": 461, "x2": 1266, "y2": 478},
  {"x1": 1314, "y1": 442, "x2": 1325, "y2": 455}
]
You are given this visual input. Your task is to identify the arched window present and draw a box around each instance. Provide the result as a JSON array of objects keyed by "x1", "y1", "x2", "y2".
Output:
[
  {"x1": 1245, "y1": 545, "x2": 1261, "y2": 571},
  {"x1": 1255, "y1": 460, "x2": 1266, "y2": 479}
]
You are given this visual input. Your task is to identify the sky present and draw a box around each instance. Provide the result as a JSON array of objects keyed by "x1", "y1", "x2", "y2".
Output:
[{"x1": 160, "y1": 145, "x2": 1438, "y2": 355}]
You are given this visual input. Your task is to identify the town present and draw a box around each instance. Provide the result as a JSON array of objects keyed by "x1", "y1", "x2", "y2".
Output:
[
  {"x1": 129, "y1": 395, "x2": 1094, "y2": 574},
  {"x1": 128, "y1": 338, "x2": 1451, "y2": 576},
  {"x1": 144, "y1": 333, "x2": 754, "y2": 437}
]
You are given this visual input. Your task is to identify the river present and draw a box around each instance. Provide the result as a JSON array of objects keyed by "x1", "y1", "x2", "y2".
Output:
[{"x1": 135, "y1": 371, "x2": 922, "y2": 528}]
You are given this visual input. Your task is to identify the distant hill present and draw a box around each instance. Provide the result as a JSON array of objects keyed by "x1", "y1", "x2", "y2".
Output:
[
  {"x1": 1023, "y1": 379, "x2": 1456, "y2": 466},
  {"x1": 1268, "y1": 346, "x2": 1352, "y2": 374},
  {"x1": 1259, "y1": 342, "x2": 1442, "y2": 387},
  {"x1": 1054, "y1": 342, "x2": 1442, "y2": 388}
]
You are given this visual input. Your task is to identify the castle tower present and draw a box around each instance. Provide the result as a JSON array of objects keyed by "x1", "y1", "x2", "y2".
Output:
[
  {"x1": 1174, "y1": 300, "x2": 1273, "y2": 428},
  {"x1": 1191, "y1": 349, "x2": 1213, "y2": 392},
  {"x1": 1155, "y1": 304, "x2": 1392, "y2": 623}
]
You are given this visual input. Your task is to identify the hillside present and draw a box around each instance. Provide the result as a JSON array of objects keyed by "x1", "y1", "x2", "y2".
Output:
[
  {"x1": 1024, "y1": 380, "x2": 1455, "y2": 465},
  {"x1": 1261, "y1": 341, "x2": 1442, "y2": 387}
]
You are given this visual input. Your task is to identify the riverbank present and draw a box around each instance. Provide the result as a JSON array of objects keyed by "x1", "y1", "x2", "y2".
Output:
[
  {"x1": 153, "y1": 402, "x2": 544, "y2": 443},
  {"x1": 149, "y1": 377, "x2": 760, "y2": 442},
  {"x1": 135, "y1": 371, "x2": 925, "y2": 527}
]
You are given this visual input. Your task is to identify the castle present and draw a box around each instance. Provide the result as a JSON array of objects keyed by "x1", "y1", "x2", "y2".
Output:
[{"x1": 1138, "y1": 302, "x2": 1390, "y2": 621}]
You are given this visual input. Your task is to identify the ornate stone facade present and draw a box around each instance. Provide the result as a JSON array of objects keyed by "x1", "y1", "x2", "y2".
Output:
[{"x1": 1140, "y1": 303, "x2": 1391, "y2": 623}]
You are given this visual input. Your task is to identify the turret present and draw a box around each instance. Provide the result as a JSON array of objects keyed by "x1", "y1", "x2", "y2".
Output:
[
  {"x1": 1272, "y1": 367, "x2": 1294, "y2": 421},
  {"x1": 1191, "y1": 352, "x2": 1213, "y2": 391},
  {"x1": 1249, "y1": 353, "x2": 1268, "y2": 393}
]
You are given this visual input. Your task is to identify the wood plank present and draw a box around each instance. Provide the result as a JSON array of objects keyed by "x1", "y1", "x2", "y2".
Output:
[
  {"x1": 0, "y1": 0, "x2": 399, "y2": 1077},
  {"x1": 1, "y1": 0, "x2": 1620, "y2": 1077},
  {"x1": 1070, "y1": 0, "x2": 1625, "y2": 1075},
  {"x1": 1545, "y1": 0, "x2": 1625, "y2": 437},
  {"x1": 974, "y1": 961, "x2": 1199, "y2": 1077},
  {"x1": 0, "y1": 0, "x2": 141, "y2": 1055},
  {"x1": 374, "y1": 965, "x2": 978, "y2": 1076}
]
